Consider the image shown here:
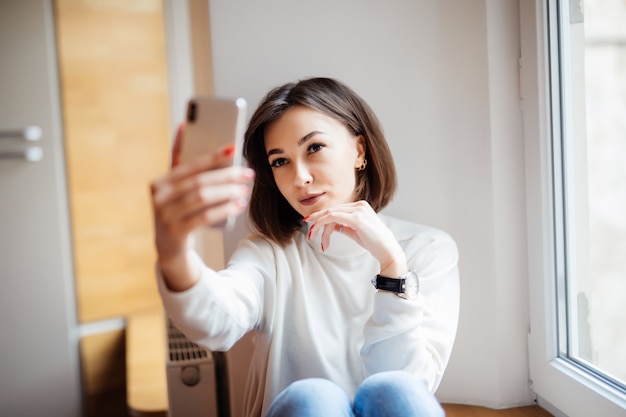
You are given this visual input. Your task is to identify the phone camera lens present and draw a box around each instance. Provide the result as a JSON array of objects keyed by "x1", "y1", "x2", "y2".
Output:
[{"x1": 187, "y1": 101, "x2": 197, "y2": 123}]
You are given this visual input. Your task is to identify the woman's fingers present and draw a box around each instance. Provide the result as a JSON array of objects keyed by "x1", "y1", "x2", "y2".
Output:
[
  {"x1": 170, "y1": 123, "x2": 185, "y2": 168},
  {"x1": 179, "y1": 197, "x2": 248, "y2": 234},
  {"x1": 155, "y1": 142, "x2": 239, "y2": 192},
  {"x1": 318, "y1": 222, "x2": 349, "y2": 252},
  {"x1": 152, "y1": 178, "x2": 251, "y2": 265},
  {"x1": 152, "y1": 165, "x2": 253, "y2": 209},
  {"x1": 306, "y1": 201, "x2": 371, "y2": 239},
  {"x1": 305, "y1": 201, "x2": 402, "y2": 265},
  {"x1": 150, "y1": 143, "x2": 255, "y2": 265},
  {"x1": 152, "y1": 139, "x2": 251, "y2": 213},
  {"x1": 158, "y1": 181, "x2": 250, "y2": 230}
]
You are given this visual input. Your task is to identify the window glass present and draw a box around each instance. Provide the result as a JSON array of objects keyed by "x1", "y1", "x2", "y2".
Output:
[{"x1": 557, "y1": 0, "x2": 626, "y2": 388}]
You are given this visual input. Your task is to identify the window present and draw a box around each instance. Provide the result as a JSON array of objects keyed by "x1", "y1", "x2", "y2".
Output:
[
  {"x1": 554, "y1": 0, "x2": 626, "y2": 391},
  {"x1": 522, "y1": 0, "x2": 626, "y2": 415}
]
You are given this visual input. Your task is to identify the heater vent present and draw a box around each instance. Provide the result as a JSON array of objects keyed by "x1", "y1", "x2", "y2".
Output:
[
  {"x1": 165, "y1": 318, "x2": 220, "y2": 417},
  {"x1": 167, "y1": 321, "x2": 209, "y2": 363}
]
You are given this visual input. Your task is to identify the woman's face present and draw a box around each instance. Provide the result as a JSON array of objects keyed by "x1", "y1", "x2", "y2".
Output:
[{"x1": 264, "y1": 106, "x2": 366, "y2": 217}]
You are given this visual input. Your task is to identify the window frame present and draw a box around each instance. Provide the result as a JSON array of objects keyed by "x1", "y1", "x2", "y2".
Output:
[{"x1": 521, "y1": 0, "x2": 626, "y2": 415}]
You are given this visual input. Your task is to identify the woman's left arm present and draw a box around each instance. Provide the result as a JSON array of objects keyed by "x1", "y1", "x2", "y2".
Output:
[
  {"x1": 306, "y1": 204, "x2": 460, "y2": 392},
  {"x1": 361, "y1": 234, "x2": 460, "y2": 392}
]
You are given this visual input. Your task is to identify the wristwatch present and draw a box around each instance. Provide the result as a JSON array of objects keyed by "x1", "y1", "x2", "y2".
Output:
[{"x1": 371, "y1": 270, "x2": 419, "y2": 300}]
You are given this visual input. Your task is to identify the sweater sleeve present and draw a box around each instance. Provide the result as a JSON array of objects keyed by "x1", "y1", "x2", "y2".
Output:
[
  {"x1": 360, "y1": 229, "x2": 460, "y2": 392},
  {"x1": 157, "y1": 239, "x2": 273, "y2": 352}
]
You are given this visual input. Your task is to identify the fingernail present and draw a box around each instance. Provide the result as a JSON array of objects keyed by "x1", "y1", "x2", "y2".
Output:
[
  {"x1": 303, "y1": 215, "x2": 310, "y2": 222},
  {"x1": 321, "y1": 243, "x2": 325, "y2": 252},
  {"x1": 308, "y1": 225, "x2": 313, "y2": 240},
  {"x1": 223, "y1": 145, "x2": 235, "y2": 156}
]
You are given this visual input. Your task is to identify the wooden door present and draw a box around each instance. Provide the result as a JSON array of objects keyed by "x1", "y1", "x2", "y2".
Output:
[{"x1": 55, "y1": 0, "x2": 171, "y2": 323}]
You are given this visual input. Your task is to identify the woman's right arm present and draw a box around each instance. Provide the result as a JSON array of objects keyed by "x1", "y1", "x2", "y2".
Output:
[{"x1": 149, "y1": 125, "x2": 255, "y2": 292}]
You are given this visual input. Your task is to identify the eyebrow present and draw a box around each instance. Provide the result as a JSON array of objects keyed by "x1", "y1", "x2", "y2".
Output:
[{"x1": 266, "y1": 131, "x2": 324, "y2": 157}]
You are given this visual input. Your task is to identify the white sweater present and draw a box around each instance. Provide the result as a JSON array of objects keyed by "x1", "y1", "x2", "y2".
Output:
[{"x1": 158, "y1": 214, "x2": 460, "y2": 417}]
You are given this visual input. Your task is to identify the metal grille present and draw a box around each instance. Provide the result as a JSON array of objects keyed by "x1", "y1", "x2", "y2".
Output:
[{"x1": 167, "y1": 320, "x2": 209, "y2": 363}]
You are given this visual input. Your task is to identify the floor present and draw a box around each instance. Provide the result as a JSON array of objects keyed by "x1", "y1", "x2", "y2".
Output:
[{"x1": 442, "y1": 404, "x2": 553, "y2": 417}]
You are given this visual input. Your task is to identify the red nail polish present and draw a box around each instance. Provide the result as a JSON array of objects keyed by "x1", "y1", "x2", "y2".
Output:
[
  {"x1": 321, "y1": 243, "x2": 325, "y2": 252},
  {"x1": 303, "y1": 215, "x2": 310, "y2": 222},
  {"x1": 308, "y1": 226, "x2": 313, "y2": 240},
  {"x1": 223, "y1": 145, "x2": 235, "y2": 156}
]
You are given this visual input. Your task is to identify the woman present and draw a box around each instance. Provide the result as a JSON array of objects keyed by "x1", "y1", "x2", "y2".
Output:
[{"x1": 150, "y1": 77, "x2": 460, "y2": 417}]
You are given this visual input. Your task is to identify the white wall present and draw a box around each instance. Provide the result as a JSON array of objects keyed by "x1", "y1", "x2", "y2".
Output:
[{"x1": 206, "y1": 0, "x2": 533, "y2": 408}]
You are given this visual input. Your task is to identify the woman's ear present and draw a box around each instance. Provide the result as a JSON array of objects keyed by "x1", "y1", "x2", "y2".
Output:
[{"x1": 354, "y1": 135, "x2": 366, "y2": 169}]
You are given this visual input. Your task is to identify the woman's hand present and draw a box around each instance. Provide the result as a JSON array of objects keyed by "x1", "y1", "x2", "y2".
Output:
[
  {"x1": 304, "y1": 200, "x2": 407, "y2": 277},
  {"x1": 149, "y1": 125, "x2": 254, "y2": 290}
]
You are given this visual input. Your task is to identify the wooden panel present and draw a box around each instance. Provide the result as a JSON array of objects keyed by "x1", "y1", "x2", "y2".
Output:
[
  {"x1": 80, "y1": 329, "x2": 127, "y2": 417},
  {"x1": 55, "y1": 0, "x2": 171, "y2": 322},
  {"x1": 126, "y1": 307, "x2": 168, "y2": 415}
]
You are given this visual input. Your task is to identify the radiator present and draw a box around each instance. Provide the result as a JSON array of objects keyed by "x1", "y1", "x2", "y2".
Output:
[{"x1": 166, "y1": 319, "x2": 220, "y2": 417}]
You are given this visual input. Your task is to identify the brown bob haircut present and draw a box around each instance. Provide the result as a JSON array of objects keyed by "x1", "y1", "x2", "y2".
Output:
[{"x1": 243, "y1": 77, "x2": 397, "y2": 245}]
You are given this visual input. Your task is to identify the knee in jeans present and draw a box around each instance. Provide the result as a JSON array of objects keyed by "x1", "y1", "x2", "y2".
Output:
[
  {"x1": 354, "y1": 371, "x2": 443, "y2": 417},
  {"x1": 266, "y1": 378, "x2": 352, "y2": 417},
  {"x1": 358, "y1": 370, "x2": 417, "y2": 397},
  {"x1": 282, "y1": 378, "x2": 338, "y2": 400}
]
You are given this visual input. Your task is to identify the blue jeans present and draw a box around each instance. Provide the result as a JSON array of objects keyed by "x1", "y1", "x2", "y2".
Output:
[{"x1": 265, "y1": 371, "x2": 445, "y2": 417}]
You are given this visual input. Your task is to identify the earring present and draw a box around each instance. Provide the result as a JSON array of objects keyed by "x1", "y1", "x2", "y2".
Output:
[{"x1": 357, "y1": 159, "x2": 367, "y2": 171}]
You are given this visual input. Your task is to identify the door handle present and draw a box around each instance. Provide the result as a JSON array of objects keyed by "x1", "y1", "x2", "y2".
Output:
[
  {"x1": 0, "y1": 147, "x2": 44, "y2": 162},
  {"x1": 0, "y1": 126, "x2": 42, "y2": 141}
]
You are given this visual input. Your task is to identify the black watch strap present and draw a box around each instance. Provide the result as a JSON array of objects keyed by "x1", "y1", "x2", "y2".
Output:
[{"x1": 373, "y1": 275, "x2": 404, "y2": 293}]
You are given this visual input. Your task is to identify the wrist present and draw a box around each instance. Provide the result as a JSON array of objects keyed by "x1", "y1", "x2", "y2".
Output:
[
  {"x1": 158, "y1": 250, "x2": 200, "y2": 292},
  {"x1": 379, "y1": 250, "x2": 407, "y2": 277}
]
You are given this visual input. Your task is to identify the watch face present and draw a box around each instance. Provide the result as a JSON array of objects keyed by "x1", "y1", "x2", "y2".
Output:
[{"x1": 403, "y1": 271, "x2": 419, "y2": 300}]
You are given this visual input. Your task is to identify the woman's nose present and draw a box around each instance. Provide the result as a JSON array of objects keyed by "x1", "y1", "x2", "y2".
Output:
[{"x1": 293, "y1": 162, "x2": 312, "y2": 187}]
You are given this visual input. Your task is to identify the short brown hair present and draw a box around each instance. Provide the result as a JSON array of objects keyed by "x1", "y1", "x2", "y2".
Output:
[{"x1": 243, "y1": 77, "x2": 396, "y2": 245}]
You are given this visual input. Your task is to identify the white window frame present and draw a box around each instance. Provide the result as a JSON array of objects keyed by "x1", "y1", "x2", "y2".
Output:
[{"x1": 521, "y1": 1, "x2": 626, "y2": 416}]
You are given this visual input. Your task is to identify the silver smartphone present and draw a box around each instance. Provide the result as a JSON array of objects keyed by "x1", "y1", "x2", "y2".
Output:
[
  {"x1": 179, "y1": 96, "x2": 248, "y2": 229},
  {"x1": 179, "y1": 96, "x2": 248, "y2": 166}
]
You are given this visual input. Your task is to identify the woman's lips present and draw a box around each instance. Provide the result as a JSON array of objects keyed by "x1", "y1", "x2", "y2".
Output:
[{"x1": 298, "y1": 193, "x2": 324, "y2": 206}]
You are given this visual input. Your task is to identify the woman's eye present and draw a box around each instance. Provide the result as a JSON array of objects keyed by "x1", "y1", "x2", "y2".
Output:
[
  {"x1": 270, "y1": 158, "x2": 287, "y2": 168},
  {"x1": 308, "y1": 143, "x2": 325, "y2": 153}
]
